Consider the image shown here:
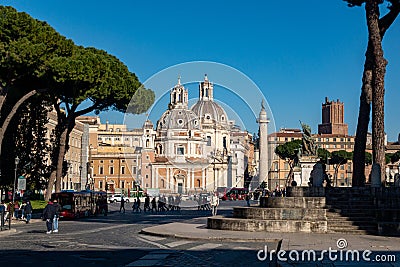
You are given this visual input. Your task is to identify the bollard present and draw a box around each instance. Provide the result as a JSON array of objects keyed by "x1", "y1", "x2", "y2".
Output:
[{"x1": 0, "y1": 210, "x2": 3, "y2": 230}]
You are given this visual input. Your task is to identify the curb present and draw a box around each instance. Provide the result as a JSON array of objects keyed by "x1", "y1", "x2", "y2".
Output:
[{"x1": 139, "y1": 227, "x2": 282, "y2": 243}]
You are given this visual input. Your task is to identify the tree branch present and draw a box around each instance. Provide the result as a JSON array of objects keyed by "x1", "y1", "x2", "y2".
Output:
[{"x1": 379, "y1": 1, "x2": 400, "y2": 36}]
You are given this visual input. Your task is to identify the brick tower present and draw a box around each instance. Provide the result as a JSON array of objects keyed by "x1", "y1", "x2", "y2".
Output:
[{"x1": 318, "y1": 97, "x2": 348, "y2": 136}]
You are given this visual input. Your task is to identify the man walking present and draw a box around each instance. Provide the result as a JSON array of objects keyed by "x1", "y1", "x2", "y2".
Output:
[
  {"x1": 119, "y1": 196, "x2": 125, "y2": 213},
  {"x1": 24, "y1": 200, "x2": 33, "y2": 223},
  {"x1": 52, "y1": 199, "x2": 61, "y2": 232},
  {"x1": 210, "y1": 191, "x2": 219, "y2": 216},
  {"x1": 42, "y1": 201, "x2": 56, "y2": 234}
]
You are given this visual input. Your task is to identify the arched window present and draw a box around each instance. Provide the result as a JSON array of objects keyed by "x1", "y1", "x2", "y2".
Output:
[
  {"x1": 196, "y1": 179, "x2": 201, "y2": 188},
  {"x1": 161, "y1": 179, "x2": 165, "y2": 188}
]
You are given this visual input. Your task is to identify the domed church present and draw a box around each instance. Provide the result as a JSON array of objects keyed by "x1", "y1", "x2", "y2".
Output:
[{"x1": 149, "y1": 75, "x2": 254, "y2": 194}]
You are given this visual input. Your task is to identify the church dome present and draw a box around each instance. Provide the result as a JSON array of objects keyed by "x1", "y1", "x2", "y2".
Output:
[
  {"x1": 156, "y1": 108, "x2": 200, "y2": 131},
  {"x1": 190, "y1": 74, "x2": 229, "y2": 127},
  {"x1": 191, "y1": 100, "x2": 229, "y2": 126}
]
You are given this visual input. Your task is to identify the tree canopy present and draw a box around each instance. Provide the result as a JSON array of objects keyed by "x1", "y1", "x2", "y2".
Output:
[{"x1": 0, "y1": 6, "x2": 155, "y2": 197}]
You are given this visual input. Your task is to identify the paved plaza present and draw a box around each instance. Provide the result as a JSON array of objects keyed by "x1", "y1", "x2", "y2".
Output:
[{"x1": 1, "y1": 201, "x2": 400, "y2": 266}]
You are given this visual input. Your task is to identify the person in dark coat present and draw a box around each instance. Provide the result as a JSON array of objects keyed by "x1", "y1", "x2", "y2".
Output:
[
  {"x1": 119, "y1": 197, "x2": 125, "y2": 213},
  {"x1": 42, "y1": 201, "x2": 56, "y2": 234},
  {"x1": 24, "y1": 201, "x2": 33, "y2": 223}
]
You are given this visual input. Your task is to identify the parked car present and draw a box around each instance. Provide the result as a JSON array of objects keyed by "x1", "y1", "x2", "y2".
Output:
[{"x1": 108, "y1": 194, "x2": 129, "y2": 203}]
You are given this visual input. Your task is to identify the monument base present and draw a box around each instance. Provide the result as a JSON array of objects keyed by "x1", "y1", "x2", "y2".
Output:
[{"x1": 293, "y1": 156, "x2": 319, "y2": 186}]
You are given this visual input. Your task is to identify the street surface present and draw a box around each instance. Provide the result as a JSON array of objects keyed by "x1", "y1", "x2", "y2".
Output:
[{"x1": 0, "y1": 200, "x2": 274, "y2": 267}]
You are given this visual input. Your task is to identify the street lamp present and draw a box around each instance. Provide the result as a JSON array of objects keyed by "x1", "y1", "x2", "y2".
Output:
[
  {"x1": 12, "y1": 156, "x2": 20, "y2": 204},
  {"x1": 105, "y1": 176, "x2": 108, "y2": 194},
  {"x1": 79, "y1": 165, "x2": 82, "y2": 191}
]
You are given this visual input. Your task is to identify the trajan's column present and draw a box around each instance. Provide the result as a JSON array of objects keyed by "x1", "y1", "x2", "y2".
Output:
[{"x1": 257, "y1": 100, "x2": 269, "y2": 188}]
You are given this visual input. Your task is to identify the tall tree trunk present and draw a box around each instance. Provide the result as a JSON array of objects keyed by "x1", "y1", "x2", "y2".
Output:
[
  {"x1": 55, "y1": 126, "x2": 72, "y2": 192},
  {"x1": 45, "y1": 170, "x2": 56, "y2": 201},
  {"x1": 352, "y1": 1, "x2": 400, "y2": 187},
  {"x1": 352, "y1": 52, "x2": 373, "y2": 187},
  {"x1": 367, "y1": 0, "x2": 388, "y2": 184}
]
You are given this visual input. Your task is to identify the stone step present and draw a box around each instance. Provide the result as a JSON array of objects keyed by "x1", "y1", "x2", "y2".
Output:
[
  {"x1": 265, "y1": 197, "x2": 326, "y2": 209},
  {"x1": 233, "y1": 207, "x2": 326, "y2": 220},
  {"x1": 327, "y1": 220, "x2": 377, "y2": 228},
  {"x1": 328, "y1": 224, "x2": 377, "y2": 231},
  {"x1": 327, "y1": 229, "x2": 377, "y2": 235},
  {"x1": 325, "y1": 211, "x2": 376, "y2": 216},
  {"x1": 326, "y1": 215, "x2": 375, "y2": 222},
  {"x1": 207, "y1": 216, "x2": 327, "y2": 233}
]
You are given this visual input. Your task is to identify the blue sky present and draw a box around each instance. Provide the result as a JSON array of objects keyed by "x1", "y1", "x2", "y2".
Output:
[{"x1": 4, "y1": 0, "x2": 400, "y2": 141}]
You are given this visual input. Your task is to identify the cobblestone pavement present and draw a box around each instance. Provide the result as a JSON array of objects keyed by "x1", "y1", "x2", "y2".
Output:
[
  {"x1": 2, "y1": 200, "x2": 399, "y2": 266},
  {"x1": 0, "y1": 201, "x2": 276, "y2": 267}
]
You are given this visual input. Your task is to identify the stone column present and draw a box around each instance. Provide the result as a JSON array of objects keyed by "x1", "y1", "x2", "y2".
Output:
[
  {"x1": 258, "y1": 100, "x2": 269, "y2": 188},
  {"x1": 166, "y1": 167, "x2": 170, "y2": 189}
]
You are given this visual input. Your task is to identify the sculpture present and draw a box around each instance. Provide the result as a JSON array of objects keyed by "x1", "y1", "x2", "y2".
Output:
[{"x1": 300, "y1": 121, "x2": 317, "y2": 156}]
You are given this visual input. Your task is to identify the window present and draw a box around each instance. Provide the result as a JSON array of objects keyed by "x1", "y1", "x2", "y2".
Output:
[
  {"x1": 110, "y1": 166, "x2": 114, "y2": 174},
  {"x1": 340, "y1": 165, "x2": 344, "y2": 170},
  {"x1": 110, "y1": 160, "x2": 114, "y2": 163},
  {"x1": 121, "y1": 181, "x2": 125, "y2": 188},
  {"x1": 99, "y1": 181, "x2": 103, "y2": 189},
  {"x1": 177, "y1": 146, "x2": 184, "y2": 155},
  {"x1": 100, "y1": 160, "x2": 104, "y2": 164},
  {"x1": 284, "y1": 163, "x2": 289, "y2": 170},
  {"x1": 326, "y1": 138, "x2": 329, "y2": 142},
  {"x1": 122, "y1": 160, "x2": 125, "y2": 163},
  {"x1": 99, "y1": 166, "x2": 104, "y2": 175},
  {"x1": 274, "y1": 162, "x2": 278, "y2": 171},
  {"x1": 132, "y1": 166, "x2": 137, "y2": 174},
  {"x1": 206, "y1": 136, "x2": 211, "y2": 146},
  {"x1": 121, "y1": 166, "x2": 125, "y2": 174},
  {"x1": 333, "y1": 138, "x2": 337, "y2": 142},
  {"x1": 161, "y1": 179, "x2": 165, "y2": 188},
  {"x1": 196, "y1": 179, "x2": 201, "y2": 187},
  {"x1": 145, "y1": 174, "x2": 149, "y2": 179},
  {"x1": 285, "y1": 137, "x2": 288, "y2": 141}
]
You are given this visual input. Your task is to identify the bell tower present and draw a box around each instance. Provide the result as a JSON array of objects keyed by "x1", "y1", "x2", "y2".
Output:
[
  {"x1": 169, "y1": 76, "x2": 188, "y2": 109},
  {"x1": 199, "y1": 74, "x2": 213, "y2": 101}
]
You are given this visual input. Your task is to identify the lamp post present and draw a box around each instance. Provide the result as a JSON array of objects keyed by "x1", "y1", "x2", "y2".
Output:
[
  {"x1": 12, "y1": 156, "x2": 19, "y2": 204},
  {"x1": 79, "y1": 165, "x2": 82, "y2": 191},
  {"x1": 105, "y1": 176, "x2": 108, "y2": 194}
]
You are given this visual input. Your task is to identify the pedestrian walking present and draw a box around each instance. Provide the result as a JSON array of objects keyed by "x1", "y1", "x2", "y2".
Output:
[
  {"x1": 42, "y1": 201, "x2": 56, "y2": 234},
  {"x1": 24, "y1": 200, "x2": 33, "y2": 224},
  {"x1": 13, "y1": 200, "x2": 20, "y2": 219},
  {"x1": 132, "y1": 199, "x2": 138, "y2": 213},
  {"x1": 151, "y1": 197, "x2": 157, "y2": 212},
  {"x1": 0, "y1": 201, "x2": 5, "y2": 224},
  {"x1": 119, "y1": 196, "x2": 125, "y2": 213},
  {"x1": 210, "y1": 191, "x2": 219, "y2": 216},
  {"x1": 136, "y1": 197, "x2": 142, "y2": 212},
  {"x1": 144, "y1": 196, "x2": 150, "y2": 212},
  {"x1": 52, "y1": 199, "x2": 61, "y2": 232},
  {"x1": 20, "y1": 201, "x2": 26, "y2": 220}
]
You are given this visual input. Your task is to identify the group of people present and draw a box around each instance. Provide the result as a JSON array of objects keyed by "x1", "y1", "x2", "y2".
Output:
[
  {"x1": 42, "y1": 199, "x2": 61, "y2": 234},
  {"x1": 117, "y1": 193, "x2": 220, "y2": 216},
  {"x1": 0, "y1": 199, "x2": 33, "y2": 224}
]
